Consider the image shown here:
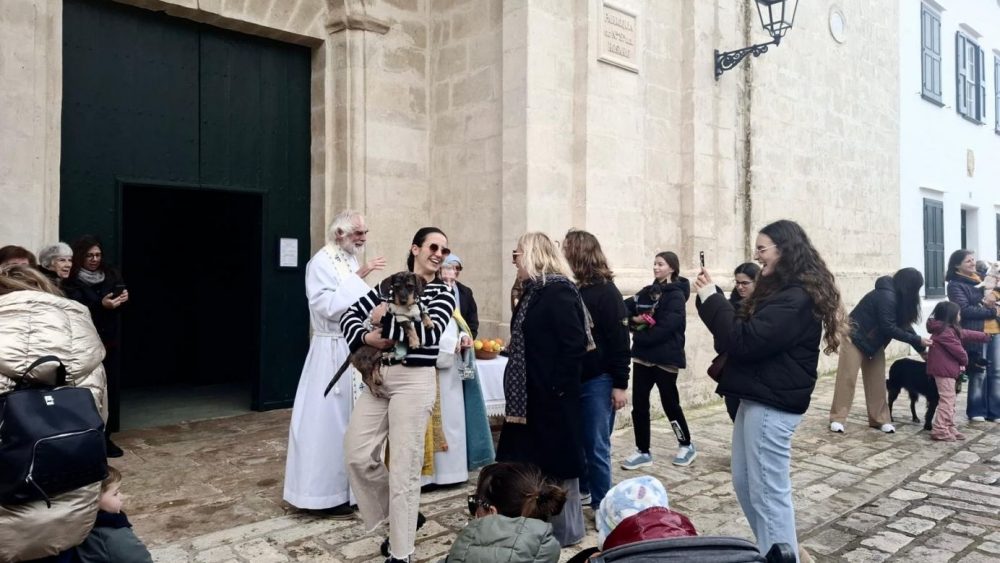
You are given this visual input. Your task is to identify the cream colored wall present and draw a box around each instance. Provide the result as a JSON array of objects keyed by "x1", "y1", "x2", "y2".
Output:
[
  {"x1": 0, "y1": 0, "x2": 62, "y2": 254},
  {"x1": 1, "y1": 0, "x2": 901, "y2": 409}
]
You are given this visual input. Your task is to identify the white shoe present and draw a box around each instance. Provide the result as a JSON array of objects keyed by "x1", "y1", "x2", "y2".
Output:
[
  {"x1": 971, "y1": 416, "x2": 986, "y2": 422},
  {"x1": 880, "y1": 423, "x2": 896, "y2": 433},
  {"x1": 830, "y1": 421, "x2": 845, "y2": 433}
]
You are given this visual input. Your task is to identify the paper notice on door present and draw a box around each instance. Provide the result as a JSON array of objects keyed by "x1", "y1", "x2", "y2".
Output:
[{"x1": 279, "y1": 238, "x2": 298, "y2": 268}]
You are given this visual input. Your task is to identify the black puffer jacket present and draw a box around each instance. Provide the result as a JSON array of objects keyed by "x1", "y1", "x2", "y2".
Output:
[
  {"x1": 849, "y1": 276, "x2": 924, "y2": 358},
  {"x1": 697, "y1": 284, "x2": 821, "y2": 415},
  {"x1": 625, "y1": 277, "x2": 690, "y2": 369},
  {"x1": 947, "y1": 274, "x2": 995, "y2": 332}
]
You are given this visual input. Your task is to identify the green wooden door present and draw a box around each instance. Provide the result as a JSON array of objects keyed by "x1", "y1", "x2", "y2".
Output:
[{"x1": 61, "y1": 0, "x2": 312, "y2": 410}]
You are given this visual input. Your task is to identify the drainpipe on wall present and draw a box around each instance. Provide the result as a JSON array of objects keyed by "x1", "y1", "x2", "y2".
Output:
[{"x1": 739, "y1": 0, "x2": 754, "y2": 258}]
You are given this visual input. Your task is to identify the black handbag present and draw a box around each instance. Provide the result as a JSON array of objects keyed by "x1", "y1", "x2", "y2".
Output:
[{"x1": 0, "y1": 356, "x2": 107, "y2": 507}]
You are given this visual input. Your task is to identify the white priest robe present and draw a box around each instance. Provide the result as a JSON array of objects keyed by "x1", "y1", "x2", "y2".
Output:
[{"x1": 283, "y1": 246, "x2": 371, "y2": 509}]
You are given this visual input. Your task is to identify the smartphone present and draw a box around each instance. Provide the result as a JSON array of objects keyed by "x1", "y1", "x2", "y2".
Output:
[
  {"x1": 112, "y1": 284, "x2": 127, "y2": 298},
  {"x1": 699, "y1": 251, "x2": 705, "y2": 268}
]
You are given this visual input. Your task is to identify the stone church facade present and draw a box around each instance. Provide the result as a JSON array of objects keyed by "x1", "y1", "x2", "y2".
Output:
[{"x1": 1, "y1": 0, "x2": 900, "y2": 407}]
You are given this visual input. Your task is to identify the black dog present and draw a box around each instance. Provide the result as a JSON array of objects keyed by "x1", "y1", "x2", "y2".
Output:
[{"x1": 887, "y1": 358, "x2": 939, "y2": 431}]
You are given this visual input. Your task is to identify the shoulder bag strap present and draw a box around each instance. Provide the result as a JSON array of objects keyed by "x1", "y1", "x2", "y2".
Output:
[{"x1": 16, "y1": 355, "x2": 68, "y2": 389}]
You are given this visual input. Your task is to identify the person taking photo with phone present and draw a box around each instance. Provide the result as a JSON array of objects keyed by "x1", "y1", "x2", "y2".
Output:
[{"x1": 64, "y1": 235, "x2": 129, "y2": 458}]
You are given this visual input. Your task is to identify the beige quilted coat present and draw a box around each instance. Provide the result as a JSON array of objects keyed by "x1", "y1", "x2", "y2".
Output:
[{"x1": 0, "y1": 290, "x2": 108, "y2": 562}]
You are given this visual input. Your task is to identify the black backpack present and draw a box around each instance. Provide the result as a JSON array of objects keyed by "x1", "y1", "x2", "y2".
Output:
[{"x1": 0, "y1": 356, "x2": 108, "y2": 507}]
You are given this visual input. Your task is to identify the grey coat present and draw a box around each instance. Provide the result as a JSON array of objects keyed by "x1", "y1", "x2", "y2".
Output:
[{"x1": 442, "y1": 515, "x2": 561, "y2": 563}]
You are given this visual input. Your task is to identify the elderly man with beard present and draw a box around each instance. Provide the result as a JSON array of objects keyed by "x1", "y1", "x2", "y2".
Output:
[{"x1": 283, "y1": 210, "x2": 386, "y2": 517}]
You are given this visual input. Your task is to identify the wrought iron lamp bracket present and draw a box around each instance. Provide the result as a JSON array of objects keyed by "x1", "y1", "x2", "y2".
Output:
[{"x1": 714, "y1": 36, "x2": 781, "y2": 80}]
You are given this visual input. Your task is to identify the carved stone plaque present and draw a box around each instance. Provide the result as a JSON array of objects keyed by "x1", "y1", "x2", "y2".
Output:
[{"x1": 599, "y1": 3, "x2": 639, "y2": 73}]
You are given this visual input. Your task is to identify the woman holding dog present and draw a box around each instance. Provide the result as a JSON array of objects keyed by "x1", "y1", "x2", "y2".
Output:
[
  {"x1": 828, "y1": 267, "x2": 929, "y2": 434},
  {"x1": 496, "y1": 232, "x2": 590, "y2": 547},
  {"x1": 694, "y1": 219, "x2": 845, "y2": 559},
  {"x1": 946, "y1": 250, "x2": 1000, "y2": 423},
  {"x1": 341, "y1": 227, "x2": 456, "y2": 563},
  {"x1": 621, "y1": 251, "x2": 695, "y2": 470}
]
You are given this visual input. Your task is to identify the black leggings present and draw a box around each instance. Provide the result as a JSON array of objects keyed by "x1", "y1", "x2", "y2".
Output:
[{"x1": 631, "y1": 362, "x2": 691, "y2": 451}]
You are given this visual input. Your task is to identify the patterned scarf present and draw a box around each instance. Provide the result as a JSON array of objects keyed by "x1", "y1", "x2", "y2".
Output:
[{"x1": 504, "y1": 274, "x2": 594, "y2": 424}]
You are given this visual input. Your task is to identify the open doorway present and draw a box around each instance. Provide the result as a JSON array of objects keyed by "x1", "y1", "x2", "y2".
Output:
[{"x1": 119, "y1": 184, "x2": 263, "y2": 429}]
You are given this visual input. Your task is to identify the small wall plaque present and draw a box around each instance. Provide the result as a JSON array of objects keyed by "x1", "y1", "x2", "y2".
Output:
[{"x1": 598, "y1": 2, "x2": 639, "y2": 73}]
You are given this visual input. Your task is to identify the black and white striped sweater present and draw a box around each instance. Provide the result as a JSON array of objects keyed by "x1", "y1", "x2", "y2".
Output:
[{"x1": 341, "y1": 279, "x2": 456, "y2": 367}]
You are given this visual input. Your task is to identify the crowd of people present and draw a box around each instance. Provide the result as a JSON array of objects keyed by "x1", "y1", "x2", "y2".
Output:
[{"x1": 4, "y1": 212, "x2": 1000, "y2": 563}]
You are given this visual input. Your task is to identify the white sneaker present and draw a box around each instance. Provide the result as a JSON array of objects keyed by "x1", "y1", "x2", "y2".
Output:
[
  {"x1": 621, "y1": 450, "x2": 653, "y2": 470},
  {"x1": 971, "y1": 416, "x2": 986, "y2": 422},
  {"x1": 880, "y1": 423, "x2": 896, "y2": 433},
  {"x1": 830, "y1": 421, "x2": 845, "y2": 433}
]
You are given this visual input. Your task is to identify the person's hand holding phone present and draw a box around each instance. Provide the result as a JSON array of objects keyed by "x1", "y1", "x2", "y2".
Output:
[{"x1": 102, "y1": 289, "x2": 129, "y2": 309}]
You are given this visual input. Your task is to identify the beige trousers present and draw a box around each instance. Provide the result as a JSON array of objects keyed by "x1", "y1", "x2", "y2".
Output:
[
  {"x1": 829, "y1": 339, "x2": 890, "y2": 427},
  {"x1": 344, "y1": 364, "x2": 436, "y2": 560}
]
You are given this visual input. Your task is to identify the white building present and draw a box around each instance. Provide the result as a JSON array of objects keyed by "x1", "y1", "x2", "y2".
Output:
[{"x1": 900, "y1": 0, "x2": 1000, "y2": 308}]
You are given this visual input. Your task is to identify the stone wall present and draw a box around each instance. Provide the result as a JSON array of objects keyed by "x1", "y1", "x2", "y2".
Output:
[
  {"x1": 0, "y1": 0, "x2": 902, "y2": 411},
  {"x1": 0, "y1": 0, "x2": 62, "y2": 253}
]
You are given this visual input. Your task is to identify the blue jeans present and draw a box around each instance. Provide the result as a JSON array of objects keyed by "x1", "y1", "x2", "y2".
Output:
[
  {"x1": 580, "y1": 374, "x2": 615, "y2": 508},
  {"x1": 967, "y1": 335, "x2": 1000, "y2": 419},
  {"x1": 731, "y1": 400, "x2": 802, "y2": 559}
]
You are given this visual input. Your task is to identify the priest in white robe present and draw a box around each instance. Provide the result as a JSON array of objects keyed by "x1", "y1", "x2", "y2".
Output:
[{"x1": 283, "y1": 210, "x2": 385, "y2": 517}]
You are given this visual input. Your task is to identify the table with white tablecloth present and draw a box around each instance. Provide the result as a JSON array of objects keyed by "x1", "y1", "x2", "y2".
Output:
[{"x1": 476, "y1": 356, "x2": 508, "y2": 417}]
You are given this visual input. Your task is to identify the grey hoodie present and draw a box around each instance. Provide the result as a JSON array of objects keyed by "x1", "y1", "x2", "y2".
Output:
[{"x1": 442, "y1": 515, "x2": 561, "y2": 563}]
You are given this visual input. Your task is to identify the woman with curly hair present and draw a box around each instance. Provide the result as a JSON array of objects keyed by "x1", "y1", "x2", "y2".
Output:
[{"x1": 694, "y1": 220, "x2": 845, "y2": 559}]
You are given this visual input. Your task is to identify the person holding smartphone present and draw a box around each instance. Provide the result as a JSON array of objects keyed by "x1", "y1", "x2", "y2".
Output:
[{"x1": 64, "y1": 235, "x2": 129, "y2": 458}]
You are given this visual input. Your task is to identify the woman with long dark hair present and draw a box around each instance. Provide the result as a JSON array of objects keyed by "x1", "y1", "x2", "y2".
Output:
[
  {"x1": 561, "y1": 230, "x2": 630, "y2": 510},
  {"x1": 828, "y1": 267, "x2": 929, "y2": 434},
  {"x1": 695, "y1": 219, "x2": 845, "y2": 558},
  {"x1": 946, "y1": 249, "x2": 1000, "y2": 423},
  {"x1": 621, "y1": 251, "x2": 695, "y2": 470},
  {"x1": 63, "y1": 235, "x2": 128, "y2": 458},
  {"x1": 340, "y1": 227, "x2": 457, "y2": 563}
]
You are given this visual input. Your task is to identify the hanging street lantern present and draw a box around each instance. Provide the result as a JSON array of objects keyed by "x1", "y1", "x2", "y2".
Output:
[{"x1": 715, "y1": 0, "x2": 799, "y2": 80}]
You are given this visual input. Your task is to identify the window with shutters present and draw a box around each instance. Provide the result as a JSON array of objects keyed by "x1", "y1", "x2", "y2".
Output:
[
  {"x1": 956, "y1": 32, "x2": 986, "y2": 123},
  {"x1": 995, "y1": 56, "x2": 1000, "y2": 134},
  {"x1": 924, "y1": 199, "x2": 945, "y2": 297},
  {"x1": 921, "y1": 5, "x2": 942, "y2": 104}
]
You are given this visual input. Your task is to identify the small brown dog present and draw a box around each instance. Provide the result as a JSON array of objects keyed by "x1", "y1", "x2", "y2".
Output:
[
  {"x1": 324, "y1": 272, "x2": 432, "y2": 398},
  {"x1": 385, "y1": 271, "x2": 433, "y2": 348}
]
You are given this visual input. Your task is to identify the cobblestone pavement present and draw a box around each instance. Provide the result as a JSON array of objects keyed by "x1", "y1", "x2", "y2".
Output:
[{"x1": 115, "y1": 370, "x2": 1000, "y2": 562}]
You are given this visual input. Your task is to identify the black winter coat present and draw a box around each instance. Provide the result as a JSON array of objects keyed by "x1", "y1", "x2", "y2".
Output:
[
  {"x1": 63, "y1": 268, "x2": 125, "y2": 345},
  {"x1": 455, "y1": 281, "x2": 479, "y2": 339},
  {"x1": 579, "y1": 281, "x2": 630, "y2": 389},
  {"x1": 496, "y1": 282, "x2": 588, "y2": 480},
  {"x1": 947, "y1": 274, "x2": 995, "y2": 333},
  {"x1": 849, "y1": 276, "x2": 924, "y2": 358},
  {"x1": 624, "y1": 278, "x2": 690, "y2": 369},
  {"x1": 697, "y1": 284, "x2": 821, "y2": 415}
]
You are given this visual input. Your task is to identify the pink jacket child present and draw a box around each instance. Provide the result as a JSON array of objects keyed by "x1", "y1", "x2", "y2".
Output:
[{"x1": 925, "y1": 319, "x2": 989, "y2": 379}]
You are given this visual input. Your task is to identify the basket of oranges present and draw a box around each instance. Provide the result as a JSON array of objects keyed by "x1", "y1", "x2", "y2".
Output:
[{"x1": 474, "y1": 338, "x2": 504, "y2": 360}]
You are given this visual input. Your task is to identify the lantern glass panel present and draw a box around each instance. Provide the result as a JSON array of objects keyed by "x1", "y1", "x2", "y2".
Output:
[{"x1": 756, "y1": 0, "x2": 798, "y2": 39}]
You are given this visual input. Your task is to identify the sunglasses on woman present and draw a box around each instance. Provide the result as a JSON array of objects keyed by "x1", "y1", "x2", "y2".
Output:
[
  {"x1": 427, "y1": 243, "x2": 451, "y2": 257},
  {"x1": 467, "y1": 494, "x2": 490, "y2": 516}
]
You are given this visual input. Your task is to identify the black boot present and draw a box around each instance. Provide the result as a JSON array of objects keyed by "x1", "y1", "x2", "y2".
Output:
[
  {"x1": 105, "y1": 436, "x2": 124, "y2": 458},
  {"x1": 313, "y1": 502, "x2": 354, "y2": 519},
  {"x1": 380, "y1": 512, "x2": 426, "y2": 557}
]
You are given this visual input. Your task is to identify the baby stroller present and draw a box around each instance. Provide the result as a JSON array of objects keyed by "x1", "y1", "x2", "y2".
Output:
[{"x1": 590, "y1": 537, "x2": 797, "y2": 562}]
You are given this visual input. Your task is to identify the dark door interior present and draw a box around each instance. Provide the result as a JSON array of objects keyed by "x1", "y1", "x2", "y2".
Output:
[
  {"x1": 121, "y1": 185, "x2": 262, "y2": 390},
  {"x1": 61, "y1": 0, "x2": 312, "y2": 413}
]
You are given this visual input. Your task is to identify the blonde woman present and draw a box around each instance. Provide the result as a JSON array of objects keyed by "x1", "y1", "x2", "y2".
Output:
[{"x1": 496, "y1": 232, "x2": 590, "y2": 547}]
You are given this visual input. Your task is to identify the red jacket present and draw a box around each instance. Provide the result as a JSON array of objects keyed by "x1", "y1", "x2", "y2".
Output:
[
  {"x1": 602, "y1": 507, "x2": 698, "y2": 552},
  {"x1": 925, "y1": 319, "x2": 989, "y2": 379}
]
